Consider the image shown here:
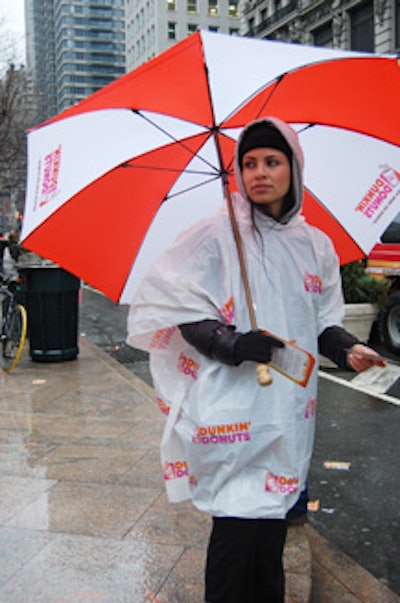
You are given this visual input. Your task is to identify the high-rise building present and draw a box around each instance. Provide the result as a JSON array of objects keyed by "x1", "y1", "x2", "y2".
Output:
[
  {"x1": 25, "y1": 0, "x2": 126, "y2": 123},
  {"x1": 240, "y1": 0, "x2": 398, "y2": 54},
  {"x1": 25, "y1": 0, "x2": 57, "y2": 122},
  {"x1": 125, "y1": 0, "x2": 241, "y2": 71}
]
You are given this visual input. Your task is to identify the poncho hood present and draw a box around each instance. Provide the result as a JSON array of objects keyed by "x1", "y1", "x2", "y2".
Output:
[{"x1": 234, "y1": 117, "x2": 304, "y2": 225}]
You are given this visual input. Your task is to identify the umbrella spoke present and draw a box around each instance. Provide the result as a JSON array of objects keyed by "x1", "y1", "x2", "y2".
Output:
[
  {"x1": 162, "y1": 174, "x2": 223, "y2": 202},
  {"x1": 225, "y1": 74, "x2": 286, "y2": 126},
  {"x1": 133, "y1": 109, "x2": 221, "y2": 174},
  {"x1": 121, "y1": 162, "x2": 220, "y2": 178}
]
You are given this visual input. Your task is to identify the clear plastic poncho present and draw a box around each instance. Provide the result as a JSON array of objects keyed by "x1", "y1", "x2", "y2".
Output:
[{"x1": 127, "y1": 190, "x2": 344, "y2": 519}]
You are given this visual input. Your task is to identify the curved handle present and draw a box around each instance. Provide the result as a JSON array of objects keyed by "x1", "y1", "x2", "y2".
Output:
[{"x1": 257, "y1": 363, "x2": 273, "y2": 386}]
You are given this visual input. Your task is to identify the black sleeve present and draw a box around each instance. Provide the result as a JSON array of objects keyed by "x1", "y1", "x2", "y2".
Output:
[
  {"x1": 318, "y1": 325, "x2": 360, "y2": 370},
  {"x1": 179, "y1": 319, "x2": 241, "y2": 366}
]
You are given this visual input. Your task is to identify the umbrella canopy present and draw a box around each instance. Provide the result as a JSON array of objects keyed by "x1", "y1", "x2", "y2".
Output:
[{"x1": 21, "y1": 31, "x2": 400, "y2": 303}]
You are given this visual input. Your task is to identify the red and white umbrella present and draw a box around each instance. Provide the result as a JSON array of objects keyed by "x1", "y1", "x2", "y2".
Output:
[{"x1": 21, "y1": 31, "x2": 400, "y2": 303}]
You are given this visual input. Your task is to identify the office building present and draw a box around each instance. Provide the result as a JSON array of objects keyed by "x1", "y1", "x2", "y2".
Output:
[
  {"x1": 125, "y1": 0, "x2": 240, "y2": 71},
  {"x1": 240, "y1": 0, "x2": 398, "y2": 54},
  {"x1": 25, "y1": 0, "x2": 126, "y2": 122}
]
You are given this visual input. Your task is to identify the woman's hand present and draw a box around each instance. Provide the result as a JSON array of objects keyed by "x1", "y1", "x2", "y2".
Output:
[
  {"x1": 346, "y1": 343, "x2": 387, "y2": 372},
  {"x1": 234, "y1": 330, "x2": 285, "y2": 363}
]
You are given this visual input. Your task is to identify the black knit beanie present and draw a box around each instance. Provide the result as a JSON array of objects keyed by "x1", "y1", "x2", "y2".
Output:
[{"x1": 238, "y1": 122, "x2": 292, "y2": 168}]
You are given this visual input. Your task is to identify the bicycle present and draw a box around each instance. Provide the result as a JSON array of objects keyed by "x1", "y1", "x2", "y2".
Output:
[{"x1": 0, "y1": 272, "x2": 28, "y2": 372}]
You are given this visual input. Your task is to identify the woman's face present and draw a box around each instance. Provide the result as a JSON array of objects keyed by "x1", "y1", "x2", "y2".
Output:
[{"x1": 241, "y1": 147, "x2": 291, "y2": 219}]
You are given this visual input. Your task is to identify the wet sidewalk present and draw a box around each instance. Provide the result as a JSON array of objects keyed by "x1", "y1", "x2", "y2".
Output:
[{"x1": 0, "y1": 338, "x2": 398, "y2": 603}]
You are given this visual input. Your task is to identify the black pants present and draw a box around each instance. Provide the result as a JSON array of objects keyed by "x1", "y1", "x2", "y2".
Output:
[{"x1": 205, "y1": 517, "x2": 287, "y2": 603}]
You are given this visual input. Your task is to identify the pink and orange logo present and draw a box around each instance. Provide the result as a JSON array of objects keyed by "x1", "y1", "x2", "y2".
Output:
[
  {"x1": 192, "y1": 421, "x2": 251, "y2": 445},
  {"x1": 157, "y1": 396, "x2": 170, "y2": 416},
  {"x1": 220, "y1": 297, "x2": 235, "y2": 325},
  {"x1": 36, "y1": 145, "x2": 62, "y2": 209},
  {"x1": 177, "y1": 352, "x2": 199, "y2": 380},
  {"x1": 163, "y1": 460, "x2": 189, "y2": 481},
  {"x1": 265, "y1": 471, "x2": 299, "y2": 495},
  {"x1": 150, "y1": 327, "x2": 176, "y2": 349},
  {"x1": 304, "y1": 271, "x2": 322, "y2": 294},
  {"x1": 305, "y1": 398, "x2": 317, "y2": 419},
  {"x1": 355, "y1": 165, "x2": 400, "y2": 222}
]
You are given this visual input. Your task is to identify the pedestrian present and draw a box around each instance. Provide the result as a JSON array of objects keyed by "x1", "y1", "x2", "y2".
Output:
[
  {"x1": 127, "y1": 117, "x2": 385, "y2": 602},
  {"x1": 7, "y1": 230, "x2": 21, "y2": 262},
  {"x1": 0, "y1": 231, "x2": 7, "y2": 274}
]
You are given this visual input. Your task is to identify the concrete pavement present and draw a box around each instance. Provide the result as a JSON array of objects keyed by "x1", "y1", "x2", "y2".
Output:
[{"x1": 0, "y1": 338, "x2": 398, "y2": 602}]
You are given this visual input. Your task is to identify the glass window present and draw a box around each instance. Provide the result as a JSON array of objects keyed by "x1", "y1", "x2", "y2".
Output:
[
  {"x1": 228, "y1": 1, "x2": 238, "y2": 17},
  {"x1": 313, "y1": 22, "x2": 333, "y2": 47},
  {"x1": 167, "y1": 0, "x2": 175, "y2": 10},
  {"x1": 168, "y1": 21, "x2": 176, "y2": 39},
  {"x1": 209, "y1": 26, "x2": 219, "y2": 32},
  {"x1": 187, "y1": 0, "x2": 197, "y2": 14},
  {"x1": 350, "y1": 2, "x2": 374, "y2": 51},
  {"x1": 209, "y1": 0, "x2": 218, "y2": 17},
  {"x1": 188, "y1": 23, "x2": 198, "y2": 33}
]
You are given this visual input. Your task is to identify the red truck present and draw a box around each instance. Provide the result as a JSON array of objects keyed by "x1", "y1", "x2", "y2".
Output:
[{"x1": 366, "y1": 211, "x2": 400, "y2": 354}]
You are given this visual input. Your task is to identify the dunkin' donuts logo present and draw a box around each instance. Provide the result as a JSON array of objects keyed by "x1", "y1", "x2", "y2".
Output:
[
  {"x1": 36, "y1": 145, "x2": 62, "y2": 209},
  {"x1": 355, "y1": 165, "x2": 400, "y2": 223},
  {"x1": 220, "y1": 297, "x2": 235, "y2": 325},
  {"x1": 163, "y1": 460, "x2": 189, "y2": 481},
  {"x1": 157, "y1": 396, "x2": 170, "y2": 416},
  {"x1": 192, "y1": 421, "x2": 251, "y2": 445},
  {"x1": 305, "y1": 398, "x2": 317, "y2": 419},
  {"x1": 265, "y1": 471, "x2": 299, "y2": 495},
  {"x1": 304, "y1": 271, "x2": 322, "y2": 294},
  {"x1": 150, "y1": 327, "x2": 176, "y2": 349},
  {"x1": 177, "y1": 352, "x2": 199, "y2": 380}
]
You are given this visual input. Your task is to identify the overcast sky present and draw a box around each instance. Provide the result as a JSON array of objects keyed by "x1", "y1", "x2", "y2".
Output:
[
  {"x1": 0, "y1": 0, "x2": 26, "y2": 73},
  {"x1": 0, "y1": 0, "x2": 26, "y2": 64},
  {"x1": 1, "y1": 0, "x2": 25, "y2": 34}
]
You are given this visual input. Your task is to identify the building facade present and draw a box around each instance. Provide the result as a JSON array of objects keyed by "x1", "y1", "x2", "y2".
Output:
[
  {"x1": 25, "y1": 0, "x2": 57, "y2": 122},
  {"x1": 240, "y1": 0, "x2": 399, "y2": 54},
  {"x1": 125, "y1": 0, "x2": 241, "y2": 71},
  {"x1": 25, "y1": 0, "x2": 126, "y2": 122}
]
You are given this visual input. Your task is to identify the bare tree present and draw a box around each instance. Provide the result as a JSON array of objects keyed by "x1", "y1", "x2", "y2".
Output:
[
  {"x1": 0, "y1": 16, "x2": 21, "y2": 78},
  {"x1": 0, "y1": 15, "x2": 34, "y2": 222}
]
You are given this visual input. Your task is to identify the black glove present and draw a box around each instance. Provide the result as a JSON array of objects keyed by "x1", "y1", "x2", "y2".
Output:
[{"x1": 234, "y1": 330, "x2": 285, "y2": 364}]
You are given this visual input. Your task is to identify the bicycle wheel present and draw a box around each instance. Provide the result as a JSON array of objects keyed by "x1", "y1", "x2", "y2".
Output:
[{"x1": 1, "y1": 304, "x2": 27, "y2": 372}]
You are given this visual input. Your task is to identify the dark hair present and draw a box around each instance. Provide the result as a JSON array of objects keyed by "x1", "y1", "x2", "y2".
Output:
[{"x1": 238, "y1": 122, "x2": 292, "y2": 169}]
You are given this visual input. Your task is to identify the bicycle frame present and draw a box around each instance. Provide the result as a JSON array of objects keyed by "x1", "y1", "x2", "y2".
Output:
[{"x1": 0, "y1": 273, "x2": 27, "y2": 372}]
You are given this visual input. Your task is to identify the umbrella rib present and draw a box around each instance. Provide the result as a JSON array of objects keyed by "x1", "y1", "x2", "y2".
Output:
[
  {"x1": 162, "y1": 174, "x2": 222, "y2": 202},
  {"x1": 252, "y1": 74, "x2": 285, "y2": 121},
  {"x1": 132, "y1": 109, "x2": 220, "y2": 175},
  {"x1": 121, "y1": 162, "x2": 218, "y2": 177},
  {"x1": 220, "y1": 73, "x2": 286, "y2": 125}
]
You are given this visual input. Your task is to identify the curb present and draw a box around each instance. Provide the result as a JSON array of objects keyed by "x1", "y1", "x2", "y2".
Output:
[{"x1": 285, "y1": 524, "x2": 312, "y2": 603}]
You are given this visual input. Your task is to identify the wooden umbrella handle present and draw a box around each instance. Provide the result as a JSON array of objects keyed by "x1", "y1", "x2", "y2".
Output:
[
  {"x1": 223, "y1": 183, "x2": 273, "y2": 386},
  {"x1": 257, "y1": 363, "x2": 273, "y2": 386}
]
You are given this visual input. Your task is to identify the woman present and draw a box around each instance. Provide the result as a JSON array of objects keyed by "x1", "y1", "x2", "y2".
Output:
[{"x1": 127, "y1": 117, "x2": 383, "y2": 602}]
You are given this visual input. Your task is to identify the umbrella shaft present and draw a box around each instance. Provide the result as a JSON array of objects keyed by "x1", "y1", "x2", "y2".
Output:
[{"x1": 224, "y1": 182, "x2": 257, "y2": 330}]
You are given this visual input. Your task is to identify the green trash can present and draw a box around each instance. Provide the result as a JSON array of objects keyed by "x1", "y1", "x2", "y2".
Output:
[{"x1": 26, "y1": 266, "x2": 80, "y2": 362}]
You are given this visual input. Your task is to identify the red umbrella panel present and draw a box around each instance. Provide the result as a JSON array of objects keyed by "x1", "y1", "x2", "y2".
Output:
[{"x1": 21, "y1": 31, "x2": 400, "y2": 303}]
